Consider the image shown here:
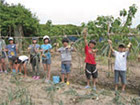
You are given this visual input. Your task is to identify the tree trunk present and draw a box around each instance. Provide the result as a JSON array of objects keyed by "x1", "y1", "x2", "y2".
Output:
[{"x1": 14, "y1": 24, "x2": 24, "y2": 55}]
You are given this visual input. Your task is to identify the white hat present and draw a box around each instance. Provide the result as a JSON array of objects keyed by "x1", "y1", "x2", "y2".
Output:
[
  {"x1": 43, "y1": 35, "x2": 50, "y2": 40},
  {"x1": 8, "y1": 37, "x2": 14, "y2": 41}
]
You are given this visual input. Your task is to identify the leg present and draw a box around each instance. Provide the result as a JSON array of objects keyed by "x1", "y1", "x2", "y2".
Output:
[
  {"x1": 36, "y1": 57, "x2": 40, "y2": 76},
  {"x1": 1, "y1": 59, "x2": 6, "y2": 71},
  {"x1": 15, "y1": 64, "x2": 20, "y2": 73},
  {"x1": 46, "y1": 64, "x2": 51, "y2": 80},
  {"x1": 92, "y1": 65, "x2": 98, "y2": 88},
  {"x1": 85, "y1": 63, "x2": 91, "y2": 87},
  {"x1": 122, "y1": 84, "x2": 126, "y2": 92},
  {"x1": 61, "y1": 74, "x2": 65, "y2": 83},
  {"x1": 31, "y1": 58, "x2": 36, "y2": 76},
  {"x1": 61, "y1": 63, "x2": 66, "y2": 83},
  {"x1": 43, "y1": 64, "x2": 47, "y2": 72},
  {"x1": 0, "y1": 59, "x2": 2, "y2": 72},
  {"x1": 120, "y1": 71, "x2": 126, "y2": 92},
  {"x1": 85, "y1": 70, "x2": 90, "y2": 86},
  {"x1": 18, "y1": 64, "x2": 22, "y2": 73},
  {"x1": 66, "y1": 73, "x2": 70, "y2": 82},
  {"x1": 23, "y1": 63, "x2": 27, "y2": 77},
  {"x1": 114, "y1": 70, "x2": 119, "y2": 91},
  {"x1": 9, "y1": 61, "x2": 13, "y2": 72},
  {"x1": 92, "y1": 78, "x2": 97, "y2": 87},
  {"x1": 31, "y1": 63, "x2": 36, "y2": 76},
  {"x1": 65, "y1": 63, "x2": 71, "y2": 82}
]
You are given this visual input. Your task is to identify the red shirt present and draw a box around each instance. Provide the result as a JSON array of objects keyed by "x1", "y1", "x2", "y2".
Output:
[{"x1": 85, "y1": 45, "x2": 96, "y2": 64}]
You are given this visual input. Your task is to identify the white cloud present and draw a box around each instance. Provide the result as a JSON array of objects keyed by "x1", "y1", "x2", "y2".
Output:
[{"x1": 6, "y1": 0, "x2": 140, "y2": 27}]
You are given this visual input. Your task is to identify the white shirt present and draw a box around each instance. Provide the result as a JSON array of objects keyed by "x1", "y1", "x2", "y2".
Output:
[
  {"x1": 114, "y1": 51, "x2": 129, "y2": 71},
  {"x1": 19, "y1": 55, "x2": 29, "y2": 62}
]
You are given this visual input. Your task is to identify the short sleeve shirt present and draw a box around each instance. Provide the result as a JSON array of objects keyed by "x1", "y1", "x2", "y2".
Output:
[
  {"x1": 41, "y1": 44, "x2": 52, "y2": 59},
  {"x1": 114, "y1": 51, "x2": 129, "y2": 71},
  {"x1": 58, "y1": 47, "x2": 74, "y2": 62},
  {"x1": 6, "y1": 44, "x2": 17, "y2": 58},
  {"x1": 85, "y1": 45, "x2": 96, "y2": 65}
]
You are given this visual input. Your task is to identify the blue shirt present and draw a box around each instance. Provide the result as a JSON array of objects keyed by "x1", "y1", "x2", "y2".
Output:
[
  {"x1": 41, "y1": 44, "x2": 52, "y2": 59},
  {"x1": 6, "y1": 44, "x2": 17, "y2": 58}
]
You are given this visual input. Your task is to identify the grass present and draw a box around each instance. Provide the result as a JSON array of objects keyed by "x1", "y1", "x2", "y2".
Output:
[
  {"x1": 0, "y1": 75, "x2": 33, "y2": 105},
  {"x1": 43, "y1": 82, "x2": 65, "y2": 105}
]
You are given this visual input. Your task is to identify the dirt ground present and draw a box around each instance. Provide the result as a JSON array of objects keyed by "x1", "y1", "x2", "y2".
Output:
[{"x1": 0, "y1": 52, "x2": 140, "y2": 105}]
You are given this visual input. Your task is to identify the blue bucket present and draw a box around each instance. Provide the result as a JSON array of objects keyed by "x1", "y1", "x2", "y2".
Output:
[
  {"x1": 53, "y1": 76, "x2": 60, "y2": 84},
  {"x1": 12, "y1": 69, "x2": 16, "y2": 73}
]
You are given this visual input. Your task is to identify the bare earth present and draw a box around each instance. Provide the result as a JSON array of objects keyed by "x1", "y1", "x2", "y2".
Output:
[{"x1": 0, "y1": 52, "x2": 140, "y2": 105}]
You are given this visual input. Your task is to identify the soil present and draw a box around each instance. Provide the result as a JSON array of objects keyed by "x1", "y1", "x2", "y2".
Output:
[{"x1": 0, "y1": 52, "x2": 140, "y2": 105}]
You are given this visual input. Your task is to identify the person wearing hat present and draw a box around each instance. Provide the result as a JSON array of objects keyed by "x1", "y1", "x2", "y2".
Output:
[
  {"x1": 0, "y1": 36, "x2": 7, "y2": 73},
  {"x1": 40, "y1": 35, "x2": 52, "y2": 83},
  {"x1": 5, "y1": 37, "x2": 18, "y2": 72},
  {"x1": 108, "y1": 40, "x2": 132, "y2": 93},
  {"x1": 28, "y1": 37, "x2": 40, "y2": 80},
  {"x1": 83, "y1": 34, "x2": 98, "y2": 90}
]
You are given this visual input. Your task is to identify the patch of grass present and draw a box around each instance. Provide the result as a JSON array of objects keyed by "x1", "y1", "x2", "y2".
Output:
[
  {"x1": 44, "y1": 82, "x2": 65, "y2": 105},
  {"x1": 131, "y1": 97, "x2": 140, "y2": 105}
]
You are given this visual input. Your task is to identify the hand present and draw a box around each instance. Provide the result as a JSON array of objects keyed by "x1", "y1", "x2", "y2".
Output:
[
  {"x1": 108, "y1": 40, "x2": 112, "y2": 45},
  {"x1": 127, "y1": 42, "x2": 132, "y2": 48},
  {"x1": 44, "y1": 50, "x2": 48, "y2": 53},
  {"x1": 42, "y1": 54, "x2": 46, "y2": 57},
  {"x1": 70, "y1": 42, "x2": 74, "y2": 46},
  {"x1": 66, "y1": 45, "x2": 71, "y2": 49},
  {"x1": 93, "y1": 49, "x2": 98, "y2": 52}
]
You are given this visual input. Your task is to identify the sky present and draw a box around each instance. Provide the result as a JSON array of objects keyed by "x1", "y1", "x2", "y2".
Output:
[{"x1": 6, "y1": 0, "x2": 140, "y2": 27}]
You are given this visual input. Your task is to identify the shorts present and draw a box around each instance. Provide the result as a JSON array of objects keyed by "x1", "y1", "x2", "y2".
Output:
[
  {"x1": 42, "y1": 59, "x2": 51, "y2": 64},
  {"x1": 15, "y1": 59, "x2": 28, "y2": 64},
  {"x1": 61, "y1": 61, "x2": 71, "y2": 74},
  {"x1": 114, "y1": 70, "x2": 126, "y2": 84},
  {"x1": 85, "y1": 63, "x2": 98, "y2": 80},
  {"x1": 8, "y1": 56, "x2": 17, "y2": 63}
]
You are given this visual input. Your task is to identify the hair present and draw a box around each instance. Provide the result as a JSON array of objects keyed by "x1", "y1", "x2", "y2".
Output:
[
  {"x1": 89, "y1": 40, "x2": 96, "y2": 45},
  {"x1": 62, "y1": 38, "x2": 69, "y2": 43},
  {"x1": 44, "y1": 38, "x2": 50, "y2": 43}
]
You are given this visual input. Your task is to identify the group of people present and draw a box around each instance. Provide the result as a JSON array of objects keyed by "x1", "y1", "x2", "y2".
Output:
[{"x1": 0, "y1": 34, "x2": 132, "y2": 92}]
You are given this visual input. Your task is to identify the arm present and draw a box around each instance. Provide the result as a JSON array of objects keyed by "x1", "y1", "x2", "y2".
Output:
[
  {"x1": 84, "y1": 34, "x2": 88, "y2": 46},
  {"x1": 4, "y1": 45, "x2": 8, "y2": 52},
  {"x1": 16, "y1": 44, "x2": 18, "y2": 53},
  {"x1": 108, "y1": 40, "x2": 115, "y2": 53}
]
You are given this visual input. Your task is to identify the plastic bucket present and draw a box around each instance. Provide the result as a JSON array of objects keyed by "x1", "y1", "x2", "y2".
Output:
[
  {"x1": 12, "y1": 69, "x2": 16, "y2": 73},
  {"x1": 53, "y1": 76, "x2": 60, "y2": 84}
]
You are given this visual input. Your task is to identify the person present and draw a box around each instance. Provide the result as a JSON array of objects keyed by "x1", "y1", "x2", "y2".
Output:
[
  {"x1": 108, "y1": 40, "x2": 132, "y2": 92},
  {"x1": 40, "y1": 35, "x2": 52, "y2": 83},
  {"x1": 0, "y1": 36, "x2": 7, "y2": 73},
  {"x1": 28, "y1": 37, "x2": 40, "y2": 80},
  {"x1": 57, "y1": 38, "x2": 75, "y2": 85},
  {"x1": 84, "y1": 34, "x2": 98, "y2": 90},
  {"x1": 5, "y1": 37, "x2": 18, "y2": 72},
  {"x1": 14, "y1": 55, "x2": 29, "y2": 77}
]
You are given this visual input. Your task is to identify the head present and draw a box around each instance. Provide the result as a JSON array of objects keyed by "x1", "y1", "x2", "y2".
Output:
[
  {"x1": 32, "y1": 37, "x2": 37, "y2": 44},
  {"x1": 118, "y1": 44, "x2": 126, "y2": 52},
  {"x1": 8, "y1": 37, "x2": 14, "y2": 44},
  {"x1": 43, "y1": 35, "x2": 50, "y2": 44},
  {"x1": 88, "y1": 40, "x2": 96, "y2": 48},
  {"x1": 62, "y1": 38, "x2": 69, "y2": 47}
]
